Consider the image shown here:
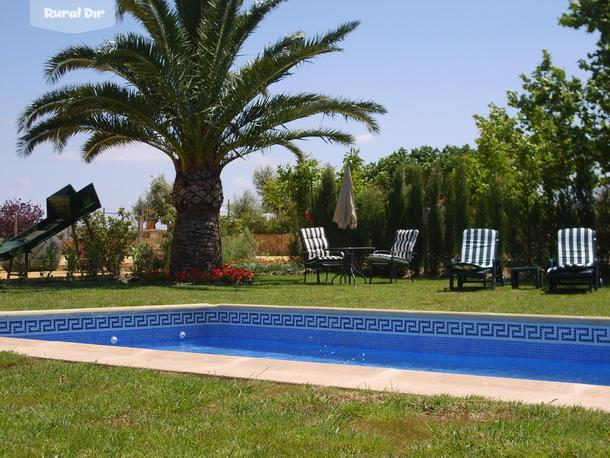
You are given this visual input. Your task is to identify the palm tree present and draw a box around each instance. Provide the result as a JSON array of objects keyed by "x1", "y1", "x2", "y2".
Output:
[{"x1": 18, "y1": 0, "x2": 386, "y2": 272}]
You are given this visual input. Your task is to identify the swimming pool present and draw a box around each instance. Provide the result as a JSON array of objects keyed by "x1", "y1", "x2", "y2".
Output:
[{"x1": 1, "y1": 305, "x2": 609, "y2": 386}]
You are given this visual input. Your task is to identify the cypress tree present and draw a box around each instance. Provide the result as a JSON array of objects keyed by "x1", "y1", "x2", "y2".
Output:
[
  {"x1": 405, "y1": 165, "x2": 425, "y2": 275},
  {"x1": 356, "y1": 188, "x2": 386, "y2": 247},
  {"x1": 454, "y1": 159, "x2": 471, "y2": 240},
  {"x1": 386, "y1": 166, "x2": 408, "y2": 244},
  {"x1": 425, "y1": 169, "x2": 444, "y2": 276},
  {"x1": 443, "y1": 170, "x2": 456, "y2": 263},
  {"x1": 488, "y1": 176, "x2": 508, "y2": 257},
  {"x1": 314, "y1": 165, "x2": 339, "y2": 245}
]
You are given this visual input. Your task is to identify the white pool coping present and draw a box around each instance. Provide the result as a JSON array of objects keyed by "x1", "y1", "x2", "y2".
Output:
[{"x1": 1, "y1": 303, "x2": 610, "y2": 412}]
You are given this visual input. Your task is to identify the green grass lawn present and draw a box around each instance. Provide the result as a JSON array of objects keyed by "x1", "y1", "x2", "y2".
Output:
[
  {"x1": 0, "y1": 275, "x2": 608, "y2": 316},
  {"x1": 0, "y1": 352, "x2": 608, "y2": 456},
  {"x1": 2, "y1": 277, "x2": 609, "y2": 455}
]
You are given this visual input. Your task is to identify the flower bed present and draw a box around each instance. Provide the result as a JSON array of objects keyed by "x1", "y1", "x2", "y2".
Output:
[
  {"x1": 226, "y1": 256, "x2": 302, "y2": 275},
  {"x1": 141, "y1": 265, "x2": 254, "y2": 285}
]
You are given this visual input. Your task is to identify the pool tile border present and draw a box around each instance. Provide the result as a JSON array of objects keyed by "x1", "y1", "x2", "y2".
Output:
[{"x1": 2, "y1": 304, "x2": 609, "y2": 347}]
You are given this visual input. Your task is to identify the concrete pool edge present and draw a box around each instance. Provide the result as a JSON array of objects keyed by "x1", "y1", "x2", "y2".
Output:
[{"x1": 1, "y1": 336, "x2": 609, "y2": 412}]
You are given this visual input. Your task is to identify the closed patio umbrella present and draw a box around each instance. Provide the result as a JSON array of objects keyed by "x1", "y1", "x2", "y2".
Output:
[{"x1": 333, "y1": 165, "x2": 357, "y2": 230}]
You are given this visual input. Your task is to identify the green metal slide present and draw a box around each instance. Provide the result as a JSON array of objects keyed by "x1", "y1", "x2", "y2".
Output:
[{"x1": 0, "y1": 184, "x2": 101, "y2": 272}]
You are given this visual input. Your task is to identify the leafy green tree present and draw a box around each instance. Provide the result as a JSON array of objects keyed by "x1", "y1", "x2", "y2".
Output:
[
  {"x1": 227, "y1": 190, "x2": 271, "y2": 234},
  {"x1": 363, "y1": 148, "x2": 410, "y2": 190},
  {"x1": 275, "y1": 158, "x2": 321, "y2": 228},
  {"x1": 560, "y1": 0, "x2": 610, "y2": 170},
  {"x1": 473, "y1": 50, "x2": 599, "y2": 262},
  {"x1": 231, "y1": 190, "x2": 260, "y2": 217},
  {"x1": 507, "y1": 51, "x2": 594, "y2": 203},
  {"x1": 253, "y1": 166, "x2": 276, "y2": 199},
  {"x1": 18, "y1": 0, "x2": 385, "y2": 273},
  {"x1": 133, "y1": 175, "x2": 175, "y2": 226},
  {"x1": 341, "y1": 148, "x2": 367, "y2": 194}
]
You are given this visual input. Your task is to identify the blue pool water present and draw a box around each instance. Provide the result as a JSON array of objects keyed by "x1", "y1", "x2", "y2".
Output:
[
  {"x1": 2, "y1": 306, "x2": 609, "y2": 386},
  {"x1": 127, "y1": 335, "x2": 610, "y2": 386}
]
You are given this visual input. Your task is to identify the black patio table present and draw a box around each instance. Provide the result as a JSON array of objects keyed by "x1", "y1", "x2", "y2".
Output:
[
  {"x1": 511, "y1": 266, "x2": 544, "y2": 289},
  {"x1": 331, "y1": 246, "x2": 375, "y2": 284}
]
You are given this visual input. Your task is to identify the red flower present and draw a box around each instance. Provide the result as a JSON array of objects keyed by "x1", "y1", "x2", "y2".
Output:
[
  {"x1": 304, "y1": 210, "x2": 315, "y2": 226},
  {"x1": 161, "y1": 266, "x2": 255, "y2": 285}
]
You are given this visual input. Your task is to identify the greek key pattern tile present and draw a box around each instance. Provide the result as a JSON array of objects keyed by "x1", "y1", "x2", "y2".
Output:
[
  {"x1": 0, "y1": 311, "x2": 207, "y2": 336},
  {"x1": 1, "y1": 309, "x2": 609, "y2": 345}
]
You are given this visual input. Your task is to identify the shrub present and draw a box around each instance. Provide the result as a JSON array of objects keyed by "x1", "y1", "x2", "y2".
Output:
[
  {"x1": 228, "y1": 257, "x2": 303, "y2": 275},
  {"x1": 0, "y1": 237, "x2": 61, "y2": 275},
  {"x1": 222, "y1": 228, "x2": 258, "y2": 261},
  {"x1": 76, "y1": 210, "x2": 137, "y2": 279},
  {"x1": 160, "y1": 228, "x2": 173, "y2": 270},
  {"x1": 62, "y1": 245, "x2": 80, "y2": 282},
  {"x1": 132, "y1": 244, "x2": 156, "y2": 277}
]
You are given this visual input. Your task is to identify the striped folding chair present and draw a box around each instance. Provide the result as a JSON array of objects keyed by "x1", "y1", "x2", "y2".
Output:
[
  {"x1": 367, "y1": 229, "x2": 419, "y2": 283},
  {"x1": 447, "y1": 228, "x2": 503, "y2": 290},
  {"x1": 299, "y1": 227, "x2": 344, "y2": 284},
  {"x1": 548, "y1": 228, "x2": 601, "y2": 292}
]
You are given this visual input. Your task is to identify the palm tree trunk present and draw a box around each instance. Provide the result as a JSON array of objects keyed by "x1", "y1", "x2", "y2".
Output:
[{"x1": 170, "y1": 169, "x2": 224, "y2": 272}]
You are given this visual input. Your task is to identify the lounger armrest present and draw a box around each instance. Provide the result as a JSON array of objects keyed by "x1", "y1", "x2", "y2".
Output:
[
  {"x1": 327, "y1": 250, "x2": 344, "y2": 257},
  {"x1": 370, "y1": 250, "x2": 391, "y2": 255},
  {"x1": 448, "y1": 258, "x2": 461, "y2": 267},
  {"x1": 548, "y1": 258, "x2": 557, "y2": 269}
]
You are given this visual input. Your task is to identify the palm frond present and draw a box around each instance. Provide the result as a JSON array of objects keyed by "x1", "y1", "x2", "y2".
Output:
[
  {"x1": 22, "y1": 0, "x2": 385, "y2": 172},
  {"x1": 44, "y1": 45, "x2": 100, "y2": 83},
  {"x1": 19, "y1": 83, "x2": 180, "y2": 151},
  {"x1": 216, "y1": 21, "x2": 360, "y2": 131},
  {"x1": 116, "y1": 0, "x2": 180, "y2": 56},
  {"x1": 233, "y1": 93, "x2": 386, "y2": 137},
  {"x1": 81, "y1": 132, "x2": 138, "y2": 162},
  {"x1": 18, "y1": 112, "x2": 174, "y2": 161},
  {"x1": 220, "y1": 127, "x2": 354, "y2": 166},
  {"x1": 175, "y1": 0, "x2": 213, "y2": 42}
]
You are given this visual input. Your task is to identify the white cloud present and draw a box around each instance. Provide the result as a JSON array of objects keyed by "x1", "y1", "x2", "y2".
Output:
[
  {"x1": 355, "y1": 133, "x2": 374, "y2": 145},
  {"x1": 54, "y1": 144, "x2": 171, "y2": 164},
  {"x1": 231, "y1": 176, "x2": 251, "y2": 189},
  {"x1": 97, "y1": 144, "x2": 170, "y2": 164},
  {"x1": 53, "y1": 150, "x2": 81, "y2": 161}
]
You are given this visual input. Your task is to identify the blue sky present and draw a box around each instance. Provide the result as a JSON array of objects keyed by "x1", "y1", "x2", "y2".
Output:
[{"x1": 0, "y1": 0, "x2": 597, "y2": 212}]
